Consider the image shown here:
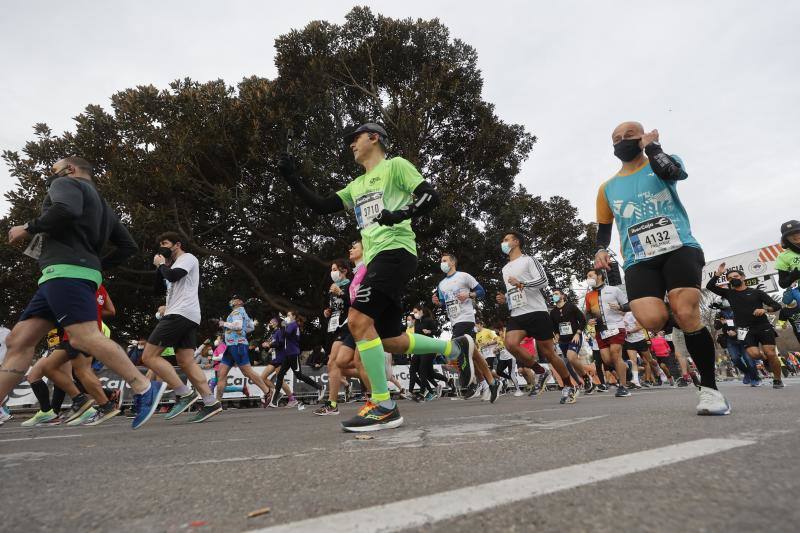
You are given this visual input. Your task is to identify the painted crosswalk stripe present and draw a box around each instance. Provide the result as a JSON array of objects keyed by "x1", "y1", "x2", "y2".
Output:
[{"x1": 251, "y1": 437, "x2": 754, "y2": 533}]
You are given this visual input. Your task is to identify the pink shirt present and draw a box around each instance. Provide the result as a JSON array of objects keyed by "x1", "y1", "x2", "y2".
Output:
[
  {"x1": 520, "y1": 337, "x2": 537, "y2": 357},
  {"x1": 349, "y1": 263, "x2": 366, "y2": 304},
  {"x1": 650, "y1": 336, "x2": 670, "y2": 357}
]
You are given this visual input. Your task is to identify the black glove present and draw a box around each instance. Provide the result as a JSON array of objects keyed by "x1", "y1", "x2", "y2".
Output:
[
  {"x1": 376, "y1": 209, "x2": 406, "y2": 227},
  {"x1": 277, "y1": 153, "x2": 298, "y2": 181}
]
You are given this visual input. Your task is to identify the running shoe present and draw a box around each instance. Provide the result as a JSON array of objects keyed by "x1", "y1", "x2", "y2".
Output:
[
  {"x1": 773, "y1": 380, "x2": 785, "y2": 389},
  {"x1": 751, "y1": 378, "x2": 763, "y2": 387},
  {"x1": 696, "y1": 387, "x2": 731, "y2": 416},
  {"x1": 742, "y1": 374, "x2": 751, "y2": 385},
  {"x1": 132, "y1": 381, "x2": 167, "y2": 430},
  {"x1": 596, "y1": 384, "x2": 609, "y2": 392},
  {"x1": 188, "y1": 401, "x2": 223, "y2": 423},
  {"x1": 83, "y1": 404, "x2": 121, "y2": 426},
  {"x1": 465, "y1": 384, "x2": 482, "y2": 400},
  {"x1": 480, "y1": 385, "x2": 491, "y2": 401},
  {"x1": 451, "y1": 335, "x2": 477, "y2": 387},
  {"x1": 615, "y1": 386, "x2": 631, "y2": 398},
  {"x1": 400, "y1": 389, "x2": 413, "y2": 401},
  {"x1": 341, "y1": 401, "x2": 403, "y2": 433},
  {"x1": 314, "y1": 402, "x2": 339, "y2": 416},
  {"x1": 628, "y1": 381, "x2": 643, "y2": 390},
  {"x1": 67, "y1": 407, "x2": 97, "y2": 426},
  {"x1": 642, "y1": 381, "x2": 651, "y2": 388},
  {"x1": 559, "y1": 387, "x2": 570, "y2": 404},
  {"x1": 424, "y1": 392, "x2": 436, "y2": 402},
  {"x1": 317, "y1": 384, "x2": 327, "y2": 403},
  {"x1": 566, "y1": 387, "x2": 577, "y2": 404},
  {"x1": 411, "y1": 392, "x2": 425, "y2": 402},
  {"x1": 286, "y1": 398, "x2": 300, "y2": 408},
  {"x1": 22, "y1": 409, "x2": 57, "y2": 427},
  {"x1": 535, "y1": 369, "x2": 551, "y2": 394},
  {"x1": 513, "y1": 389, "x2": 525, "y2": 397},
  {"x1": 0, "y1": 407, "x2": 12, "y2": 425},
  {"x1": 165, "y1": 390, "x2": 200, "y2": 420},
  {"x1": 584, "y1": 380, "x2": 596, "y2": 395},
  {"x1": 489, "y1": 380, "x2": 500, "y2": 404},
  {"x1": 676, "y1": 377, "x2": 689, "y2": 388},
  {"x1": 64, "y1": 396, "x2": 95, "y2": 424}
]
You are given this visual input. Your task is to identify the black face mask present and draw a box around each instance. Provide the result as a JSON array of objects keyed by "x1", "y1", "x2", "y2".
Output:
[
  {"x1": 613, "y1": 138, "x2": 643, "y2": 162},
  {"x1": 730, "y1": 278, "x2": 744, "y2": 288},
  {"x1": 158, "y1": 246, "x2": 173, "y2": 260}
]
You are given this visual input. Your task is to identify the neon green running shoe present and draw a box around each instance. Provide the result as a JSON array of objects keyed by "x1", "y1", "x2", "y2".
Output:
[
  {"x1": 21, "y1": 409, "x2": 57, "y2": 427},
  {"x1": 67, "y1": 407, "x2": 97, "y2": 426}
]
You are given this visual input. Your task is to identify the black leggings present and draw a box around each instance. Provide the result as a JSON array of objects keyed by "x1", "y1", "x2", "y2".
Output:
[
  {"x1": 593, "y1": 351, "x2": 607, "y2": 384},
  {"x1": 419, "y1": 354, "x2": 446, "y2": 392},
  {"x1": 409, "y1": 355, "x2": 426, "y2": 393},
  {"x1": 271, "y1": 354, "x2": 320, "y2": 404}
]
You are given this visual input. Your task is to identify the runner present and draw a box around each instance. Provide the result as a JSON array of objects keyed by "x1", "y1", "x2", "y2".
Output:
[
  {"x1": 138, "y1": 231, "x2": 222, "y2": 428},
  {"x1": 776, "y1": 220, "x2": 800, "y2": 291},
  {"x1": 714, "y1": 300, "x2": 760, "y2": 386},
  {"x1": 494, "y1": 231, "x2": 575, "y2": 404},
  {"x1": 411, "y1": 305, "x2": 447, "y2": 401},
  {"x1": 706, "y1": 264, "x2": 784, "y2": 388},
  {"x1": 650, "y1": 331, "x2": 677, "y2": 386},
  {"x1": 268, "y1": 312, "x2": 324, "y2": 407},
  {"x1": 433, "y1": 253, "x2": 498, "y2": 400},
  {"x1": 278, "y1": 122, "x2": 476, "y2": 431},
  {"x1": 2, "y1": 157, "x2": 155, "y2": 426},
  {"x1": 622, "y1": 311, "x2": 659, "y2": 389},
  {"x1": 584, "y1": 269, "x2": 631, "y2": 397},
  {"x1": 594, "y1": 122, "x2": 730, "y2": 415},
  {"x1": 215, "y1": 296, "x2": 275, "y2": 404},
  {"x1": 549, "y1": 288, "x2": 596, "y2": 398}
]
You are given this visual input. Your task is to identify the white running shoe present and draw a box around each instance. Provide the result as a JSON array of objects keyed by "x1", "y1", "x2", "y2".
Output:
[{"x1": 696, "y1": 387, "x2": 731, "y2": 416}]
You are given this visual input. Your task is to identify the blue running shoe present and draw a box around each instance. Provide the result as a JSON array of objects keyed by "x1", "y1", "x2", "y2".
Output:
[
  {"x1": 742, "y1": 374, "x2": 751, "y2": 385},
  {"x1": 132, "y1": 381, "x2": 167, "y2": 430}
]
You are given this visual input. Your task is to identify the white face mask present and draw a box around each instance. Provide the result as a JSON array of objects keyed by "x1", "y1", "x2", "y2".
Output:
[
  {"x1": 440, "y1": 262, "x2": 451, "y2": 274},
  {"x1": 214, "y1": 339, "x2": 221, "y2": 347},
  {"x1": 331, "y1": 270, "x2": 341, "y2": 282},
  {"x1": 586, "y1": 278, "x2": 597, "y2": 288},
  {"x1": 413, "y1": 312, "x2": 422, "y2": 320}
]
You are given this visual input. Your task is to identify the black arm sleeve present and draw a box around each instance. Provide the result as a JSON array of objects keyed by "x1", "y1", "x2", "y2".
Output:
[
  {"x1": 596, "y1": 223, "x2": 612, "y2": 249},
  {"x1": 158, "y1": 265, "x2": 188, "y2": 283},
  {"x1": 154, "y1": 268, "x2": 167, "y2": 296},
  {"x1": 620, "y1": 302, "x2": 631, "y2": 312},
  {"x1": 285, "y1": 176, "x2": 345, "y2": 214},
  {"x1": 574, "y1": 306, "x2": 587, "y2": 331},
  {"x1": 705, "y1": 276, "x2": 727, "y2": 298},
  {"x1": 27, "y1": 203, "x2": 76, "y2": 234},
  {"x1": 101, "y1": 219, "x2": 139, "y2": 270},
  {"x1": 378, "y1": 180, "x2": 440, "y2": 224},
  {"x1": 778, "y1": 269, "x2": 800, "y2": 288},
  {"x1": 644, "y1": 144, "x2": 688, "y2": 181}
]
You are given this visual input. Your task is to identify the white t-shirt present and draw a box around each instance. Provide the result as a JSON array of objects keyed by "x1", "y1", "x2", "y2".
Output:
[
  {"x1": 0, "y1": 326, "x2": 9, "y2": 364},
  {"x1": 165, "y1": 253, "x2": 201, "y2": 325},
  {"x1": 501, "y1": 255, "x2": 549, "y2": 317},
  {"x1": 437, "y1": 271, "x2": 480, "y2": 325},
  {"x1": 624, "y1": 312, "x2": 645, "y2": 342},
  {"x1": 593, "y1": 285, "x2": 628, "y2": 330}
]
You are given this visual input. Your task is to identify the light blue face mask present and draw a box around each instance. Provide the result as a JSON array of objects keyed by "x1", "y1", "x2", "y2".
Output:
[
  {"x1": 501, "y1": 242, "x2": 512, "y2": 255},
  {"x1": 551, "y1": 294, "x2": 561, "y2": 304},
  {"x1": 440, "y1": 262, "x2": 451, "y2": 274}
]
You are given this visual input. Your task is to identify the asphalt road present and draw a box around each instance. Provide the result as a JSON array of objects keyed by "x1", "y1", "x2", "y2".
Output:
[{"x1": 2, "y1": 378, "x2": 800, "y2": 533}]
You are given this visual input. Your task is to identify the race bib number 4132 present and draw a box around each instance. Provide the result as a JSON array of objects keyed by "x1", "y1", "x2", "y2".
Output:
[
  {"x1": 628, "y1": 216, "x2": 682, "y2": 260},
  {"x1": 354, "y1": 192, "x2": 385, "y2": 229}
]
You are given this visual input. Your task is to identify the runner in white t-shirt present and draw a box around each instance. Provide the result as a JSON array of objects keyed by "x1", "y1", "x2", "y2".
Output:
[
  {"x1": 494, "y1": 231, "x2": 573, "y2": 405},
  {"x1": 135, "y1": 231, "x2": 222, "y2": 429}
]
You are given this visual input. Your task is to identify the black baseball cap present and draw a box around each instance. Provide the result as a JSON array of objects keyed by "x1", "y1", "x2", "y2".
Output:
[
  {"x1": 780, "y1": 220, "x2": 800, "y2": 246},
  {"x1": 343, "y1": 123, "x2": 388, "y2": 146}
]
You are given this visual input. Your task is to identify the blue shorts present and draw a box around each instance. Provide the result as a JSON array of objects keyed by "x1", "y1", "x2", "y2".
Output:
[
  {"x1": 20, "y1": 278, "x2": 98, "y2": 327},
  {"x1": 558, "y1": 333, "x2": 583, "y2": 357},
  {"x1": 221, "y1": 344, "x2": 251, "y2": 367}
]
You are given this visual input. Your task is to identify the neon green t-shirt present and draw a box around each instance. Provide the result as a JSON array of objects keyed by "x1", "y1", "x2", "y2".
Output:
[
  {"x1": 336, "y1": 157, "x2": 424, "y2": 265},
  {"x1": 776, "y1": 249, "x2": 800, "y2": 273}
]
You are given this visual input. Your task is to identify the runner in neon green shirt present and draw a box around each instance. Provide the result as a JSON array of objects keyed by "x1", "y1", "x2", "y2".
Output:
[
  {"x1": 278, "y1": 123, "x2": 478, "y2": 432},
  {"x1": 776, "y1": 220, "x2": 800, "y2": 290}
]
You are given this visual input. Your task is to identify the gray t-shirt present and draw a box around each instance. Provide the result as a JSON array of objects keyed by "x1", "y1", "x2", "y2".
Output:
[
  {"x1": 437, "y1": 271, "x2": 480, "y2": 325},
  {"x1": 165, "y1": 253, "x2": 201, "y2": 324}
]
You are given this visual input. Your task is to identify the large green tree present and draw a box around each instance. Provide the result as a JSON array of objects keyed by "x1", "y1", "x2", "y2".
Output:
[{"x1": 1, "y1": 7, "x2": 595, "y2": 343}]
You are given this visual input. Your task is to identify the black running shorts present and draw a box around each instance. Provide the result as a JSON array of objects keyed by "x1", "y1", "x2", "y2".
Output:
[
  {"x1": 743, "y1": 326, "x2": 777, "y2": 348},
  {"x1": 506, "y1": 311, "x2": 554, "y2": 341},
  {"x1": 148, "y1": 314, "x2": 198, "y2": 349},
  {"x1": 351, "y1": 248, "x2": 418, "y2": 339},
  {"x1": 624, "y1": 246, "x2": 705, "y2": 301},
  {"x1": 452, "y1": 322, "x2": 475, "y2": 338}
]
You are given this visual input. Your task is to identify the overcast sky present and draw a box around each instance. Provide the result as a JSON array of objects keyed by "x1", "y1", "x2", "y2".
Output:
[{"x1": 1, "y1": 0, "x2": 797, "y2": 261}]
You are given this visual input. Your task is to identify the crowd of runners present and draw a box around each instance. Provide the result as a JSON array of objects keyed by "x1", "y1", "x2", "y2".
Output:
[{"x1": 2, "y1": 120, "x2": 800, "y2": 433}]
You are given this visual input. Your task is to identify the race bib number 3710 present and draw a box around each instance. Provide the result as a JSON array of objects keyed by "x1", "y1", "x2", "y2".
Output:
[
  {"x1": 354, "y1": 192, "x2": 385, "y2": 229},
  {"x1": 628, "y1": 216, "x2": 682, "y2": 260}
]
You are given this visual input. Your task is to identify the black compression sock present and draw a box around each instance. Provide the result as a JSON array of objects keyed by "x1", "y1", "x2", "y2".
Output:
[
  {"x1": 52, "y1": 387, "x2": 66, "y2": 413},
  {"x1": 30, "y1": 380, "x2": 52, "y2": 412},
  {"x1": 683, "y1": 327, "x2": 717, "y2": 390}
]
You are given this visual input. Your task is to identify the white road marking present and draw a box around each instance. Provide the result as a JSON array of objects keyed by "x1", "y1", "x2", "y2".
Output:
[
  {"x1": 251, "y1": 438, "x2": 754, "y2": 533},
  {"x1": 0, "y1": 434, "x2": 83, "y2": 444}
]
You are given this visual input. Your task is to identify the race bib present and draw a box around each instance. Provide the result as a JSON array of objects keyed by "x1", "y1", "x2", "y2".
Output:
[
  {"x1": 446, "y1": 299, "x2": 461, "y2": 319},
  {"x1": 737, "y1": 327, "x2": 749, "y2": 341},
  {"x1": 725, "y1": 319, "x2": 734, "y2": 327},
  {"x1": 23, "y1": 233, "x2": 44, "y2": 260},
  {"x1": 354, "y1": 192, "x2": 385, "y2": 229},
  {"x1": 507, "y1": 288, "x2": 527, "y2": 311},
  {"x1": 480, "y1": 345, "x2": 495, "y2": 359},
  {"x1": 600, "y1": 328, "x2": 619, "y2": 340},
  {"x1": 559, "y1": 322, "x2": 573, "y2": 336},
  {"x1": 628, "y1": 216, "x2": 682, "y2": 260},
  {"x1": 664, "y1": 333, "x2": 673, "y2": 341},
  {"x1": 327, "y1": 312, "x2": 340, "y2": 333}
]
